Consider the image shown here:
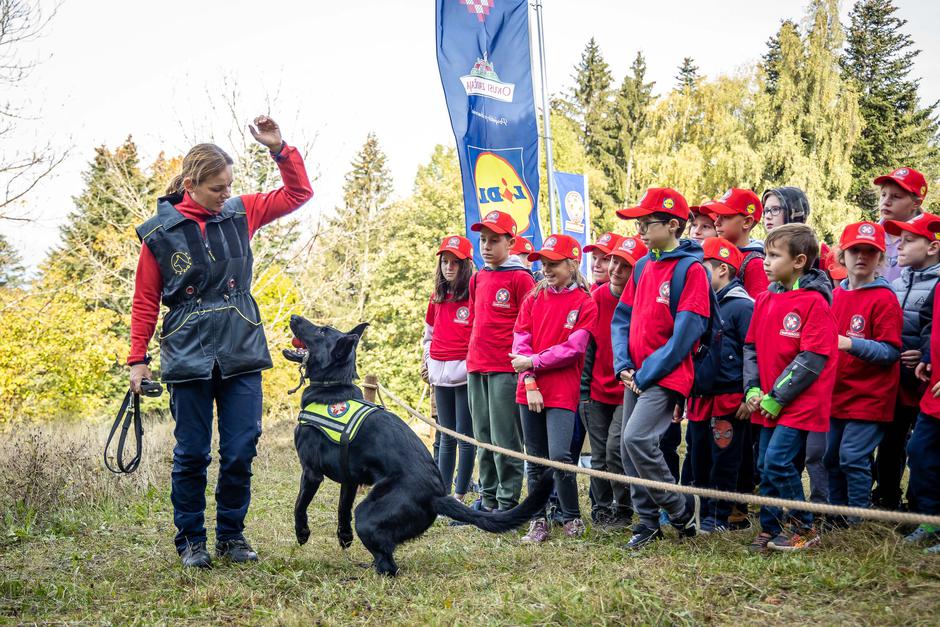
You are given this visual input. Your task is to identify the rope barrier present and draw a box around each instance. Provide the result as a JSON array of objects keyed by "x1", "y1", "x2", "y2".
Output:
[{"x1": 364, "y1": 379, "x2": 940, "y2": 528}]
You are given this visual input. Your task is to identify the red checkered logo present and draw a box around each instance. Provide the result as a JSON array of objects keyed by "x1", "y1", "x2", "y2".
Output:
[{"x1": 461, "y1": 0, "x2": 494, "y2": 21}]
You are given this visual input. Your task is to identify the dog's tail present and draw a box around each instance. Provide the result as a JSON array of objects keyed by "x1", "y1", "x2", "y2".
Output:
[{"x1": 432, "y1": 473, "x2": 554, "y2": 532}]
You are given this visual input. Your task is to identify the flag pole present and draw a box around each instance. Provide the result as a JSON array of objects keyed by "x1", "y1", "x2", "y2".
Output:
[{"x1": 533, "y1": 0, "x2": 557, "y2": 234}]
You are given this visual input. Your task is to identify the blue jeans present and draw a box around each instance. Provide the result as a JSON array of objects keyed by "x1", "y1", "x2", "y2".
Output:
[
  {"x1": 824, "y1": 418, "x2": 884, "y2": 511},
  {"x1": 169, "y1": 368, "x2": 262, "y2": 553},
  {"x1": 907, "y1": 413, "x2": 940, "y2": 516},
  {"x1": 758, "y1": 425, "x2": 812, "y2": 535}
]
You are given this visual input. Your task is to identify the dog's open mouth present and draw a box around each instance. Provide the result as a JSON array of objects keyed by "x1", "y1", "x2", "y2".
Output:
[{"x1": 285, "y1": 336, "x2": 308, "y2": 361}]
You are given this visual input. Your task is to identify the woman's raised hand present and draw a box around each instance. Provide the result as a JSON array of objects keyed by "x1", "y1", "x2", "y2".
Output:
[{"x1": 249, "y1": 115, "x2": 283, "y2": 152}]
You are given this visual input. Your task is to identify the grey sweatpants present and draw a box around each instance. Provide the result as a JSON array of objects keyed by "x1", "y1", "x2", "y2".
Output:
[{"x1": 621, "y1": 385, "x2": 687, "y2": 529}]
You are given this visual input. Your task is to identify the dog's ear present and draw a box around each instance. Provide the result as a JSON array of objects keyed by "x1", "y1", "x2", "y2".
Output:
[
  {"x1": 330, "y1": 334, "x2": 361, "y2": 363},
  {"x1": 346, "y1": 322, "x2": 369, "y2": 338}
]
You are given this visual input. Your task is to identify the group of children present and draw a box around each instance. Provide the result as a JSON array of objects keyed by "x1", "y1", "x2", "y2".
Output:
[{"x1": 421, "y1": 166, "x2": 940, "y2": 554}]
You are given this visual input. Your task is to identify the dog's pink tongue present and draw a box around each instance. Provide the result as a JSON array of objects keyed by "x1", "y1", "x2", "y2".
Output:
[{"x1": 291, "y1": 337, "x2": 306, "y2": 349}]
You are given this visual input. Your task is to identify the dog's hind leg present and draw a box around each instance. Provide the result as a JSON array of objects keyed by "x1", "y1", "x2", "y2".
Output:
[
  {"x1": 295, "y1": 468, "x2": 323, "y2": 545},
  {"x1": 337, "y1": 482, "x2": 357, "y2": 549},
  {"x1": 354, "y1": 482, "x2": 435, "y2": 576}
]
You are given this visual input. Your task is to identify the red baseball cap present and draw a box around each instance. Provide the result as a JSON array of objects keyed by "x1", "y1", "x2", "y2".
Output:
[
  {"x1": 874, "y1": 167, "x2": 928, "y2": 199},
  {"x1": 884, "y1": 212, "x2": 940, "y2": 241},
  {"x1": 510, "y1": 236, "x2": 535, "y2": 256},
  {"x1": 609, "y1": 235, "x2": 648, "y2": 265},
  {"x1": 709, "y1": 188, "x2": 763, "y2": 221},
  {"x1": 528, "y1": 233, "x2": 582, "y2": 262},
  {"x1": 702, "y1": 237, "x2": 745, "y2": 271},
  {"x1": 690, "y1": 202, "x2": 719, "y2": 221},
  {"x1": 437, "y1": 235, "x2": 474, "y2": 260},
  {"x1": 470, "y1": 210, "x2": 518, "y2": 236},
  {"x1": 584, "y1": 232, "x2": 622, "y2": 255},
  {"x1": 617, "y1": 188, "x2": 690, "y2": 221},
  {"x1": 839, "y1": 221, "x2": 886, "y2": 252}
]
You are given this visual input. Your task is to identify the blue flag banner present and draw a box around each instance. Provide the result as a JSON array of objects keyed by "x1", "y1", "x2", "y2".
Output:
[
  {"x1": 436, "y1": 0, "x2": 542, "y2": 267},
  {"x1": 553, "y1": 170, "x2": 590, "y2": 274}
]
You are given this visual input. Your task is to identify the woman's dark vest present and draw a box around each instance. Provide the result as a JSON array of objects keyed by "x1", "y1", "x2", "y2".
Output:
[{"x1": 136, "y1": 193, "x2": 272, "y2": 383}]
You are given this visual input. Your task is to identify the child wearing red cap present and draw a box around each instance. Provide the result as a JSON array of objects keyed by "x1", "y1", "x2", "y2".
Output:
[
  {"x1": 824, "y1": 222, "x2": 902, "y2": 523},
  {"x1": 910, "y1": 216, "x2": 940, "y2": 550},
  {"x1": 688, "y1": 203, "x2": 718, "y2": 243},
  {"x1": 580, "y1": 235, "x2": 647, "y2": 529},
  {"x1": 509, "y1": 234, "x2": 598, "y2": 542},
  {"x1": 877, "y1": 167, "x2": 929, "y2": 283},
  {"x1": 422, "y1": 236, "x2": 478, "y2": 505},
  {"x1": 872, "y1": 213, "x2": 940, "y2": 510},
  {"x1": 585, "y1": 232, "x2": 620, "y2": 289},
  {"x1": 743, "y1": 224, "x2": 837, "y2": 552},
  {"x1": 466, "y1": 211, "x2": 535, "y2": 512},
  {"x1": 711, "y1": 188, "x2": 769, "y2": 298},
  {"x1": 611, "y1": 188, "x2": 711, "y2": 549},
  {"x1": 685, "y1": 237, "x2": 754, "y2": 533}
]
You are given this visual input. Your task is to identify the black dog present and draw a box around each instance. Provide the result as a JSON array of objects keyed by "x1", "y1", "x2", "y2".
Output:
[{"x1": 283, "y1": 314, "x2": 552, "y2": 576}]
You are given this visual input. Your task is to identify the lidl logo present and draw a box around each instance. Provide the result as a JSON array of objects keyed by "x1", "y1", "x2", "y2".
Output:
[
  {"x1": 663, "y1": 198, "x2": 675, "y2": 210},
  {"x1": 719, "y1": 247, "x2": 730, "y2": 258},
  {"x1": 471, "y1": 147, "x2": 534, "y2": 234},
  {"x1": 746, "y1": 203, "x2": 756, "y2": 215}
]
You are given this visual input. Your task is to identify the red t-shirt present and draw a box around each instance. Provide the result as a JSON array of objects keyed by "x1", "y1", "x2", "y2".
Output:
[
  {"x1": 920, "y1": 284, "x2": 940, "y2": 419},
  {"x1": 467, "y1": 267, "x2": 536, "y2": 373},
  {"x1": 589, "y1": 283, "x2": 624, "y2": 405},
  {"x1": 741, "y1": 254, "x2": 769, "y2": 298},
  {"x1": 745, "y1": 287, "x2": 838, "y2": 432},
  {"x1": 620, "y1": 256, "x2": 711, "y2": 397},
  {"x1": 831, "y1": 285, "x2": 902, "y2": 422},
  {"x1": 514, "y1": 288, "x2": 598, "y2": 411},
  {"x1": 425, "y1": 294, "x2": 473, "y2": 362},
  {"x1": 687, "y1": 393, "x2": 743, "y2": 422}
]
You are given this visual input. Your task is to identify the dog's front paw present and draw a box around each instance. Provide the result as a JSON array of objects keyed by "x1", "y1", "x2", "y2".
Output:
[
  {"x1": 296, "y1": 525, "x2": 311, "y2": 545},
  {"x1": 337, "y1": 528, "x2": 354, "y2": 549}
]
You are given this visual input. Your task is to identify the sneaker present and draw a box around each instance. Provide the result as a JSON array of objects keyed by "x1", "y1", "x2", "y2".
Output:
[
  {"x1": 563, "y1": 518, "x2": 586, "y2": 538},
  {"x1": 904, "y1": 524, "x2": 940, "y2": 545},
  {"x1": 522, "y1": 518, "x2": 551, "y2": 544},
  {"x1": 768, "y1": 527, "x2": 820, "y2": 552},
  {"x1": 728, "y1": 508, "x2": 753, "y2": 531},
  {"x1": 215, "y1": 536, "x2": 258, "y2": 562},
  {"x1": 181, "y1": 540, "x2": 212, "y2": 568},
  {"x1": 625, "y1": 525, "x2": 663, "y2": 550},
  {"x1": 591, "y1": 507, "x2": 613, "y2": 525},
  {"x1": 748, "y1": 532, "x2": 775, "y2": 554},
  {"x1": 698, "y1": 517, "x2": 726, "y2": 535},
  {"x1": 604, "y1": 510, "x2": 634, "y2": 530},
  {"x1": 669, "y1": 495, "x2": 699, "y2": 538},
  {"x1": 925, "y1": 543, "x2": 940, "y2": 555}
]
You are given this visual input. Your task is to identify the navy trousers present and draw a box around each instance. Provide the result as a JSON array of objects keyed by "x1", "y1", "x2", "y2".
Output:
[{"x1": 169, "y1": 367, "x2": 263, "y2": 553}]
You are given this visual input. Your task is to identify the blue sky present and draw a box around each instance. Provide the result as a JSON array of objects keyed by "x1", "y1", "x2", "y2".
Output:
[{"x1": 5, "y1": 0, "x2": 939, "y2": 270}]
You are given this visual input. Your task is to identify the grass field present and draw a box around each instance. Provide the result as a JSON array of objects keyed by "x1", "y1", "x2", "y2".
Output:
[{"x1": 1, "y1": 414, "x2": 939, "y2": 625}]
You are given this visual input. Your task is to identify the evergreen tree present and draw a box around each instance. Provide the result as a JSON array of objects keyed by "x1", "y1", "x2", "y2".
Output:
[
  {"x1": 842, "y1": 0, "x2": 939, "y2": 215},
  {"x1": 328, "y1": 133, "x2": 393, "y2": 320},
  {"x1": 753, "y1": 0, "x2": 862, "y2": 240},
  {"x1": 607, "y1": 51, "x2": 656, "y2": 206},
  {"x1": 40, "y1": 137, "x2": 154, "y2": 322},
  {"x1": 0, "y1": 234, "x2": 24, "y2": 288},
  {"x1": 567, "y1": 38, "x2": 614, "y2": 160},
  {"x1": 675, "y1": 57, "x2": 700, "y2": 91}
]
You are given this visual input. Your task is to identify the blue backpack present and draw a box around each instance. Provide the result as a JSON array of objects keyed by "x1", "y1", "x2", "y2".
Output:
[{"x1": 632, "y1": 256, "x2": 725, "y2": 397}]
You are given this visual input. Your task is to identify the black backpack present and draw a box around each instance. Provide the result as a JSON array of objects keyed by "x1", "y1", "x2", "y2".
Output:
[{"x1": 631, "y1": 256, "x2": 724, "y2": 397}]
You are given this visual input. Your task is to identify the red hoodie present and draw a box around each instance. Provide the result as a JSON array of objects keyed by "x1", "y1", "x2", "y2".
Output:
[{"x1": 127, "y1": 144, "x2": 312, "y2": 363}]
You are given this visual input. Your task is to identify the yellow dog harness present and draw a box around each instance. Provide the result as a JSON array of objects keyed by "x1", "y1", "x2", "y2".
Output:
[{"x1": 297, "y1": 399, "x2": 381, "y2": 481}]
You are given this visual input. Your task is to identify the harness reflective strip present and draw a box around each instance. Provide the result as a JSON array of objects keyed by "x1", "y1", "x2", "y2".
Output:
[
  {"x1": 297, "y1": 402, "x2": 379, "y2": 482},
  {"x1": 297, "y1": 403, "x2": 374, "y2": 443}
]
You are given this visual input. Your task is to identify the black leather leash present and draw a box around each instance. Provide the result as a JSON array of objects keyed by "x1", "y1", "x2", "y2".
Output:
[{"x1": 104, "y1": 379, "x2": 163, "y2": 474}]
